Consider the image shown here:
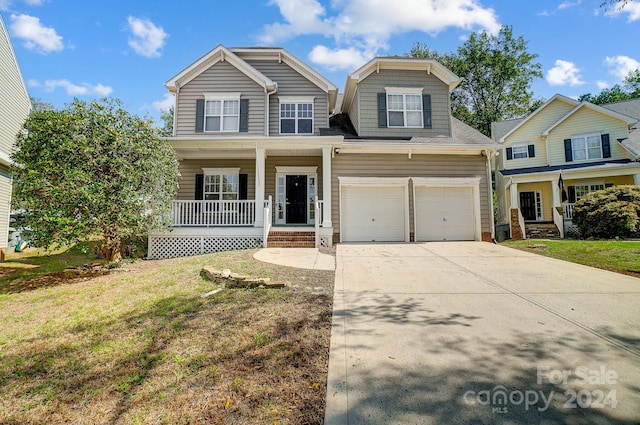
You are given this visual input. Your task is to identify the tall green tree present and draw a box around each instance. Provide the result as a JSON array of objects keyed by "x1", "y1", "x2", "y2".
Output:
[
  {"x1": 157, "y1": 105, "x2": 174, "y2": 137},
  {"x1": 12, "y1": 98, "x2": 179, "y2": 261},
  {"x1": 410, "y1": 26, "x2": 543, "y2": 136},
  {"x1": 578, "y1": 69, "x2": 640, "y2": 104}
]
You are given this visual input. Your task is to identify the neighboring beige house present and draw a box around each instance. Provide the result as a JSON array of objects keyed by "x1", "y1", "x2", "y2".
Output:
[
  {"x1": 149, "y1": 45, "x2": 498, "y2": 259},
  {"x1": 492, "y1": 94, "x2": 640, "y2": 239},
  {"x1": 0, "y1": 15, "x2": 31, "y2": 260}
]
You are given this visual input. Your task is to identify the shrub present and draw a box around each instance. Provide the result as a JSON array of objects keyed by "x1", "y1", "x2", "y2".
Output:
[{"x1": 572, "y1": 185, "x2": 640, "y2": 238}]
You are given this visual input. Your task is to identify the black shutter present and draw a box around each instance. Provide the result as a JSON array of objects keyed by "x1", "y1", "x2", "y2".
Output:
[
  {"x1": 568, "y1": 186, "x2": 576, "y2": 203},
  {"x1": 422, "y1": 94, "x2": 432, "y2": 128},
  {"x1": 239, "y1": 174, "x2": 248, "y2": 200},
  {"x1": 239, "y1": 99, "x2": 249, "y2": 132},
  {"x1": 528, "y1": 144, "x2": 535, "y2": 158},
  {"x1": 377, "y1": 93, "x2": 387, "y2": 128},
  {"x1": 564, "y1": 139, "x2": 573, "y2": 162},
  {"x1": 601, "y1": 134, "x2": 611, "y2": 158},
  {"x1": 195, "y1": 174, "x2": 204, "y2": 200},
  {"x1": 506, "y1": 147, "x2": 513, "y2": 160},
  {"x1": 195, "y1": 99, "x2": 205, "y2": 133}
]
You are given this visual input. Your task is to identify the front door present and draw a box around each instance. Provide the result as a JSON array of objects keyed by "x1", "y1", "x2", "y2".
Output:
[
  {"x1": 286, "y1": 175, "x2": 307, "y2": 224},
  {"x1": 520, "y1": 191, "x2": 537, "y2": 221}
]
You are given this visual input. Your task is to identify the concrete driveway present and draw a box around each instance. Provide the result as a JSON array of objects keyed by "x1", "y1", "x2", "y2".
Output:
[{"x1": 324, "y1": 242, "x2": 640, "y2": 424}]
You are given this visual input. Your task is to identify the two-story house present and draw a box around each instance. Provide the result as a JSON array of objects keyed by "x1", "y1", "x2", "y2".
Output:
[
  {"x1": 148, "y1": 45, "x2": 499, "y2": 259},
  {"x1": 492, "y1": 94, "x2": 640, "y2": 239},
  {"x1": 0, "y1": 15, "x2": 31, "y2": 261}
]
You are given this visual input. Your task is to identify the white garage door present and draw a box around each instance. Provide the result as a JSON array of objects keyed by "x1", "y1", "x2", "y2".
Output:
[
  {"x1": 341, "y1": 185, "x2": 406, "y2": 242},
  {"x1": 415, "y1": 186, "x2": 476, "y2": 241}
]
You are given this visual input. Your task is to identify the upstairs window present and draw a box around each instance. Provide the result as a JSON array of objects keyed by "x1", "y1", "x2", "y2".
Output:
[
  {"x1": 280, "y1": 97, "x2": 314, "y2": 134},
  {"x1": 511, "y1": 144, "x2": 529, "y2": 159},
  {"x1": 385, "y1": 87, "x2": 423, "y2": 128},
  {"x1": 204, "y1": 94, "x2": 240, "y2": 132},
  {"x1": 572, "y1": 134, "x2": 602, "y2": 161}
]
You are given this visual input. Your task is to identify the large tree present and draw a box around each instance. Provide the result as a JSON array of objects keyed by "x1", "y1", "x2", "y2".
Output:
[
  {"x1": 578, "y1": 69, "x2": 640, "y2": 104},
  {"x1": 12, "y1": 98, "x2": 179, "y2": 261},
  {"x1": 157, "y1": 105, "x2": 174, "y2": 137},
  {"x1": 410, "y1": 26, "x2": 543, "y2": 136}
]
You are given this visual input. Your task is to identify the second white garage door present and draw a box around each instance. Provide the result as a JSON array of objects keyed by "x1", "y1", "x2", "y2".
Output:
[
  {"x1": 415, "y1": 186, "x2": 476, "y2": 241},
  {"x1": 341, "y1": 185, "x2": 407, "y2": 242}
]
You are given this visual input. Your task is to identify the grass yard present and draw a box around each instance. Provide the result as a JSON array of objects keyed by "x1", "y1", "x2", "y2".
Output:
[
  {"x1": 0, "y1": 248, "x2": 335, "y2": 425},
  {"x1": 501, "y1": 239, "x2": 640, "y2": 277}
]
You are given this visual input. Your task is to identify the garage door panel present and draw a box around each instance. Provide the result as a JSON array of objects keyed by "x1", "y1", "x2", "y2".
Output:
[
  {"x1": 415, "y1": 186, "x2": 476, "y2": 241},
  {"x1": 342, "y1": 186, "x2": 406, "y2": 242}
]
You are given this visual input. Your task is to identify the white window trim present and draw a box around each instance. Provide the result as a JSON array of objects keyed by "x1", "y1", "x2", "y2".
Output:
[
  {"x1": 574, "y1": 181, "x2": 606, "y2": 201},
  {"x1": 201, "y1": 168, "x2": 240, "y2": 201},
  {"x1": 384, "y1": 87, "x2": 423, "y2": 129},
  {"x1": 275, "y1": 168, "x2": 318, "y2": 225},
  {"x1": 511, "y1": 143, "x2": 529, "y2": 159},
  {"x1": 571, "y1": 132, "x2": 602, "y2": 162},
  {"x1": 203, "y1": 93, "x2": 241, "y2": 133},
  {"x1": 279, "y1": 96, "x2": 315, "y2": 135}
]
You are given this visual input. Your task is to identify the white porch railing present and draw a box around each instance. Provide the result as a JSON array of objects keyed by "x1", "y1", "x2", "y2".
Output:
[
  {"x1": 563, "y1": 203, "x2": 575, "y2": 220},
  {"x1": 553, "y1": 207, "x2": 565, "y2": 239},
  {"x1": 172, "y1": 200, "x2": 256, "y2": 227},
  {"x1": 263, "y1": 196, "x2": 272, "y2": 248},
  {"x1": 314, "y1": 198, "x2": 324, "y2": 248}
]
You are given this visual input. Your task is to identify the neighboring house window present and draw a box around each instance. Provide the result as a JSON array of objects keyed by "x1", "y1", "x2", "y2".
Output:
[
  {"x1": 505, "y1": 144, "x2": 535, "y2": 160},
  {"x1": 385, "y1": 87, "x2": 423, "y2": 128},
  {"x1": 572, "y1": 133, "x2": 602, "y2": 161},
  {"x1": 202, "y1": 168, "x2": 240, "y2": 200},
  {"x1": 279, "y1": 97, "x2": 314, "y2": 134},
  {"x1": 575, "y1": 184, "x2": 605, "y2": 201}
]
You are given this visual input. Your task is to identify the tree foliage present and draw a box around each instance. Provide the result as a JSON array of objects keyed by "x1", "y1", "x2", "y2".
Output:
[
  {"x1": 409, "y1": 26, "x2": 543, "y2": 136},
  {"x1": 12, "y1": 98, "x2": 179, "y2": 261},
  {"x1": 578, "y1": 69, "x2": 640, "y2": 104},
  {"x1": 572, "y1": 186, "x2": 640, "y2": 239},
  {"x1": 157, "y1": 105, "x2": 174, "y2": 137}
]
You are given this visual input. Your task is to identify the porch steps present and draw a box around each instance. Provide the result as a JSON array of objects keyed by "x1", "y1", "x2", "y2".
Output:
[
  {"x1": 525, "y1": 222, "x2": 560, "y2": 239},
  {"x1": 267, "y1": 231, "x2": 315, "y2": 248}
]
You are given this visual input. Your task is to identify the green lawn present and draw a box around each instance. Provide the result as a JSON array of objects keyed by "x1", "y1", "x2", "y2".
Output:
[{"x1": 501, "y1": 239, "x2": 640, "y2": 277}]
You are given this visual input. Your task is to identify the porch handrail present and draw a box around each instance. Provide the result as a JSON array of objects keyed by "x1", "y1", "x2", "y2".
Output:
[
  {"x1": 263, "y1": 196, "x2": 272, "y2": 248},
  {"x1": 564, "y1": 203, "x2": 575, "y2": 220},
  {"x1": 314, "y1": 198, "x2": 322, "y2": 248},
  {"x1": 518, "y1": 209, "x2": 527, "y2": 239},
  {"x1": 172, "y1": 200, "x2": 256, "y2": 227},
  {"x1": 553, "y1": 207, "x2": 564, "y2": 239}
]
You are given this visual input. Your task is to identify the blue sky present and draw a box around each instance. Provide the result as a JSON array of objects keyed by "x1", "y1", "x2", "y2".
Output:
[{"x1": 1, "y1": 0, "x2": 639, "y2": 126}]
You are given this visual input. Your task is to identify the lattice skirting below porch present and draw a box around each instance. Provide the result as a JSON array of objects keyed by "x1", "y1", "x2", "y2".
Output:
[{"x1": 148, "y1": 236, "x2": 263, "y2": 259}]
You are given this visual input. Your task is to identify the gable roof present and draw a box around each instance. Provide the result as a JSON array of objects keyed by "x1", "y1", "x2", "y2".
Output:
[
  {"x1": 165, "y1": 44, "x2": 276, "y2": 93},
  {"x1": 601, "y1": 98, "x2": 640, "y2": 120},
  {"x1": 541, "y1": 101, "x2": 638, "y2": 136},
  {"x1": 491, "y1": 118, "x2": 523, "y2": 142},
  {"x1": 617, "y1": 127, "x2": 640, "y2": 159},
  {"x1": 496, "y1": 94, "x2": 578, "y2": 143},
  {"x1": 411, "y1": 117, "x2": 499, "y2": 147},
  {"x1": 341, "y1": 57, "x2": 461, "y2": 114}
]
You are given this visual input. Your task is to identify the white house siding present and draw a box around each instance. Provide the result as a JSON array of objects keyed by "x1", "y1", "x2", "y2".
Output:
[
  {"x1": 175, "y1": 60, "x2": 265, "y2": 137},
  {"x1": 353, "y1": 69, "x2": 451, "y2": 138},
  {"x1": 0, "y1": 167, "x2": 11, "y2": 249},
  {"x1": 547, "y1": 108, "x2": 632, "y2": 166},
  {"x1": 331, "y1": 154, "x2": 490, "y2": 236},
  {"x1": 243, "y1": 60, "x2": 329, "y2": 136}
]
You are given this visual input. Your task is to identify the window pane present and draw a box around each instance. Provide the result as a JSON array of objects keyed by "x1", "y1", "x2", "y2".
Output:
[
  {"x1": 387, "y1": 95, "x2": 403, "y2": 110},
  {"x1": 223, "y1": 100, "x2": 239, "y2": 115},
  {"x1": 281, "y1": 119, "x2": 295, "y2": 133},
  {"x1": 388, "y1": 111, "x2": 404, "y2": 126},
  {"x1": 205, "y1": 116, "x2": 220, "y2": 131},
  {"x1": 573, "y1": 150, "x2": 587, "y2": 161},
  {"x1": 205, "y1": 100, "x2": 221, "y2": 115},
  {"x1": 573, "y1": 137, "x2": 586, "y2": 149},
  {"x1": 222, "y1": 116, "x2": 238, "y2": 131},
  {"x1": 587, "y1": 135, "x2": 600, "y2": 147},
  {"x1": 204, "y1": 193, "x2": 220, "y2": 200},
  {"x1": 405, "y1": 95, "x2": 422, "y2": 110},
  {"x1": 298, "y1": 119, "x2": 313, "y2": 134},
  {"x1": 588, "y1": 147, "x2": 601, "y2": 159},
  {"x1": 406, "y1": 111, "x2": 422, "y2": 127},
  {"x1": 280, "y1": 103, "x2": 295, "y2": 118},
  {"x1": 222, "y1": 193, "x2": 238, "y2": 200},
  {"x1": 298, "y1": 103, "x2": 313, "y2": 118}
]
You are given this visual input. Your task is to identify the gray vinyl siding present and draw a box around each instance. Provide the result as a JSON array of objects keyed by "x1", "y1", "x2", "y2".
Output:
[
  {"x1": 175, "y1": 60, "x2": 265, "y2": 137},
  {"x1": 331, "y1": 154, "x2": 490, "y2": 234},
  {"x1": 0, "y1": 16, "x2": 30, "y2": 157},
  {"x1": 0, "y1": 167, "x2": 11, "y2": 249},
  {"x1": 177, "y1": 159, "x2": 256, "y2": 200},
  {"x1": 353, "y1": 69, "x2": 451, "y2": 137},
  {"x1": 350, "y1": 90, "x2": 360, "y2": 135},
  {"x1": 244, "y1": 60, "x2": 329, "y2": 136}
]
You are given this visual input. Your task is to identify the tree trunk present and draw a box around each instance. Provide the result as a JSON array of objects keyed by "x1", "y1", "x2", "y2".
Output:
[{"x1": 101, "y1": 230, "x2": 122, "y2": 262}]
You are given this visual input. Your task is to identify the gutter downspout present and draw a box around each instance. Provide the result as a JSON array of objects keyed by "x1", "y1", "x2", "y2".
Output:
[{"x1": 265, "y1": 84, "x2": 278, "y2": 137}]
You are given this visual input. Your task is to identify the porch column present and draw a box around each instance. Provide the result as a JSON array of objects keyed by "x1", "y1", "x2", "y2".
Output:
[
  {"x1": 254, "y1": 147, "x2": 265, "y2": 227},
  {"x1": 322, "y1": 146, "x2": 333, "y2": 228},
  {"x1": 634, "y1": 174, "x2": 640, "y2": 186},
  {"x1": 551, "y1": 177, "x2": 561, "y2": 207},
  {"x1": 509, "y1": 182, "x2": 518, "y2": 209}
]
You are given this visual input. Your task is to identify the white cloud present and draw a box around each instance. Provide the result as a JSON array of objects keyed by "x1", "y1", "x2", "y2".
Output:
[
  {"x1": 30, "y1": 79, "x2": 113, "y2": 96},
  {"x1": 604, "y1": 55, "x2": 640, "y2": 80},
  {"x1": 308, "y1": 45, "x2": 372, "y2": 71},
  {"x1": 546, "y1": 60, "x2": 585, "y2": 86},
  {"x1": 152, "y1": 93, "x2": 174, "y2": 112},
  {"x1": 596, "y1": 80, "x2": 610, "y2": 90},
  {"x1": 0, "y1": 0, "x2": 44, "y2": 10},
  {"x1": 558, "y1": 0, "x2": 582, "y2": 10},
  {"x1": 127, "y1": 16, "x2": 168, "y2": 58},
  {"x1": 259, "y1": 0, "x2": 501, "y2": 68},
  {"x1": 9, "y1": 13, "x2": 63, "y2": 53},
  {"x1": 604, "y1": 1, "x2": 640, "y2": 21}
]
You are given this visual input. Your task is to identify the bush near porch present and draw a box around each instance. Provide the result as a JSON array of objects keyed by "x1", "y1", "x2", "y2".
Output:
[
  {"x1": 572, "y1": 185, "x2": 640, "y2": 239},
  {"x1": 501, "y1": 239, "x2": 640, "y2": 278}
]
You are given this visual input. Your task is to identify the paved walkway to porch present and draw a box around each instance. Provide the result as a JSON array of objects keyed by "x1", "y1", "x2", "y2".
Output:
[{"x1": 253, "y1": 248, "x2": 335, "y2": 271}]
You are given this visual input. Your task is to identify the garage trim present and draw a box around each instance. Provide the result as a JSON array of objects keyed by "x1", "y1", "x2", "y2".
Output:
[
  {"x1": 338, "y1": 176, "x2": 410, "y2": 243},
  {"x1": 412, "y1": 177, "x2": 482, "y2": 241}
]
